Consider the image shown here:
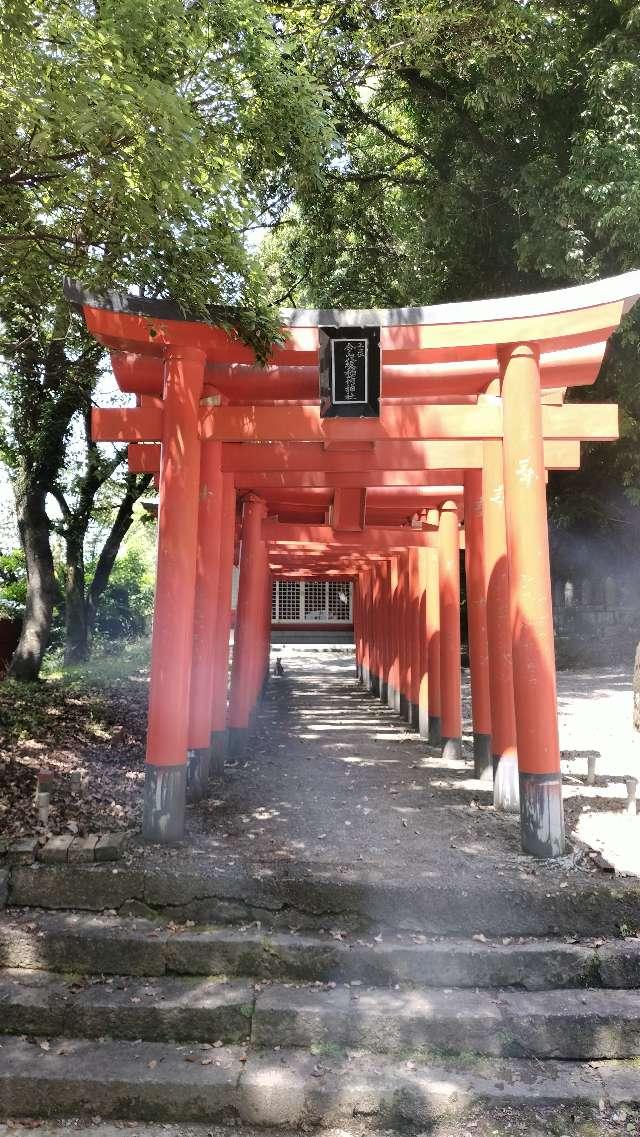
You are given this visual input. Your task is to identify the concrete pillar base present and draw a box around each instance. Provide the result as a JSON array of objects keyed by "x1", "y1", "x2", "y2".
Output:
[
  {"x1": 519, "y1": 771, "x2": 565, "y2": 858},
  {"x1": 228, "y1": 726, "x2": 249, "y2": 757},
  {"x1": 380, "y1": 680, "x2": 388, "y2": 703},
  {"x1": 186, "y1": 747, "x2": 210, "y2": 802},
  {"x1": 409, "y1": 702, "x2": 420, "y2": 730},
  {"x1": 493, "y1": 753, "x2": 519, "y2": 812},
  {"x1": 370, "y1": 672, "x2": 380, "y2": 696},
  {"x1": 143, "y1": 764, "x2": 186, "y2": 844},
  {"x1": 428, "y1": 715, "x2": 442, "y2": 747},
  {"x1": 362, "y1": 665, "x2": 370, "y2": 688},
  {"x1": 387, "y1": 683, "x2": 397, "y2": 709},
  {"x1": 441, "y1": 736, "x2": 461, "y2": 761},
  {"x1": 418, "y1": 708, "x2": 429, "y2": 739},
  {"x1": 473, "y1": 733, "x2": 493, "y2": 781},
  {"x1": 399, "y1": 692, "x2": 409, "y2": 719},
  {"x1": 210, "y1": 731, "x2": 227, "y2": 777}
]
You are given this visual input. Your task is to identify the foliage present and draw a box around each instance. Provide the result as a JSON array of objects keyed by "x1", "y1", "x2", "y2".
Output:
[
  {"x1": 89, "y1": 546, "x2": 155, "y2": 642},
  {"x1": 263, "y1": 0, "x2": 640, "y2": 534},
  {"x1": 0, "y1": 547, "x2": 26, "y2": 613},
  {"x1": 0, "y1": 0, "x2": 332, "y2": 676}
]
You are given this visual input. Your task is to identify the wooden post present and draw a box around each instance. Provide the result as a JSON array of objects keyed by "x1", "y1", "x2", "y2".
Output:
[
  {"x1": 501, "y1": 343, "x2": 564, "y2": 857},
  {"x1": 362, "y1": 568, "x2": 372, "y2": 689},
  {"x1": 378, "y1": 559, "x2": 391, "y2": 703},
  {"x1": 439, "y1": 501, "x2": 462, "y2": 760},
  {"x1": 143, "y1": 345, "x2": 205, "y2": 844},
  {"x1": 482, "y1": 431, "x2": 519, "y2": 811},
  {"x1": 228, "y1": 495, "x2": 267, "y2": 755},
  {"x1": 209, "y1": 475, "x2": 236, "y2": 774},
  {"x1": 353, "y1": 575, "x2": 363, "y2": 681},
  {"x1": 425, "y1": 509, "x2": 441, "y2": 746},
  {"x1": 408, "y1": 547, "x2": 422, "y2": 728},
  {"x1": 416, "y1": 547, "x2": 430, "y2": 739},
  {"x1": 398, "y1": 552, "x2": 410, "y2": 719},
  {"x1": 388, "y1": 556, "x2": 401, "y2": 711},
  {"x1": 187, "y1": 441, "x2": 223, "y2": 802},
  {"x1": 464, "y1": 470, "x2": 492, "y2": 779}
]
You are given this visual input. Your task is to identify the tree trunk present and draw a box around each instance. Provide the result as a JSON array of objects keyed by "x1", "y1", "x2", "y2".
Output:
[
  {"x1": 64, "y1": 534, "x2": 88, "y2": 665},
  {"x1": 8, "y1": 472, "x2": 59, "y2": 681},
  {"x1": 86, "y1": 474, "x2": 153, "y2": 630}
]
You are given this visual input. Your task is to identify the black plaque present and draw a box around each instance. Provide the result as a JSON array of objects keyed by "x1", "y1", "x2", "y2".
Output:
[{"x1": 319, "y1": 325, "x2": 380, "y2": 417}]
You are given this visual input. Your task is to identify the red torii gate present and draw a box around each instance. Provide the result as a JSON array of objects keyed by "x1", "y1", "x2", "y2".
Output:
[{"x1": 65, "y1": 272, "x2": 640, "y2": 857}]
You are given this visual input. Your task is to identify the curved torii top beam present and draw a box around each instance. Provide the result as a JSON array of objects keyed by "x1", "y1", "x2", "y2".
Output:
[{"x1": 64, "y1": 271, "x2": 640, "y2": 402}]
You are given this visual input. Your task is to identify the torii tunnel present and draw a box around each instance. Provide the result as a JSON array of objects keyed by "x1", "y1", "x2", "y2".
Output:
[{"x1": 65, "y1": 272, "x2": 640, "y2": 857}]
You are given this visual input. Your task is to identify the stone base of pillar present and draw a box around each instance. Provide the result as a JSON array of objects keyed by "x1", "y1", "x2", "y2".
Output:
[
  {"x1": 186, "y1": 747, "x2": 210, "y2": 802},
  {"x1": 441, "y1": 736, "x2": 461, "y2": 761},
  {"x1": 473, "y1": 733, "x2": 493, "y2": 781},
  {"x1": 428, "y1": 715, "x2": 441, "y2": 747},
  {"x1": 380, "y1": 679, "x2": 388, "y2": 703},
  {"x1": 418, "y1": 706, "x2": 429, "y2": 739},
  {"x1": 387, "y1": 682, "x2": 397, "y2": 709},
  {"x1": 370, "y1": 672, "x2": 380, "y2": 696},
  {"x1": 210, "y1": 731, "x2": 227, "y2": 777},
  {"x1": 228, "y1": 726, "x2": 248, "y2": 757},
  {"x1": 399, "y1": 692, "x2": 409, "y2": 718},
  {"x1": 519, "y1": 771, "x2": 565, "y2": 858},
  {"x1": 143, "y1": 763, "x2": 186, "y2": 844},
  {"x1": 493, "y1": 753, "x2": 519, "y2": 812},
  {"x1": 362, "y1": 665, "x2": 370, "y2": 688},
  {"x1": 409, "y1": 702, "x2": 420, "y2": 730}
]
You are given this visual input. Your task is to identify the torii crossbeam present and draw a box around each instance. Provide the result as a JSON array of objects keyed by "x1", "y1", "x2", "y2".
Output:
[{"x1": 65, "y1": 270, "x2": 640, "y2": 857}]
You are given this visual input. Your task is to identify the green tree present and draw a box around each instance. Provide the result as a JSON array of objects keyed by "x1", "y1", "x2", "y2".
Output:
[
  {"x1": 0, "y1": 0, "x2": 331, "y2": 678},
  {"x1": 263, "y1": 0, "x2": 640, "y2": 540}
]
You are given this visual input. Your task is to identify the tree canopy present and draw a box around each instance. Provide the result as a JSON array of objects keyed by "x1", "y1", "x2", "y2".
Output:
[
  {"x1": 262, "y1": 0, "x2": 640, "y2": 542},
  {"x1": 0, "y1": 0, "x2": 332, "y2": 676}
]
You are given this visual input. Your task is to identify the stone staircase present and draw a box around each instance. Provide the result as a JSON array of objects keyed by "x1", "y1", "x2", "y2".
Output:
[{"x1": 1, "y1": 885, "x2": 640, "y2": 1128}]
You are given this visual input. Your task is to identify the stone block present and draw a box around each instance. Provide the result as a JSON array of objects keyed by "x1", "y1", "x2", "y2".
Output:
[
  {"x1": 39, "y1": 835, "x2": 74, "y2": 864},
  {"x1": 6, "y1": 837, "x2": 38, "y2": 865},
  {"x1": 0, "y1": 869, "x2": 7, "y2": 909},
  {"x1": 94, "y1": 831, "x2": 128, "y2": 861},
  {"x1": 68, "y1": 835, "x2": 99, "y2": 864},
  {"x1": 0, "y1": 1035, "x2": 243, "y2": 1122},
  {"x1": 9, "y1": 864, "x2": 146, "y2": 911},
  {"x1": 598, "y1": 940, "x2": 640, "y2": 988},
  {"x1": 0, "y1": 912, "x2": 167, "y2": 976}
]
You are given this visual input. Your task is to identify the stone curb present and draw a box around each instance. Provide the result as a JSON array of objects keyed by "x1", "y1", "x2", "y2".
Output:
[{"x1": 1, "y1": 832, "x2": 129, "y2": 874}]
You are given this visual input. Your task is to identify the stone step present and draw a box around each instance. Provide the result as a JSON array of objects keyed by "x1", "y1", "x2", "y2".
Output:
[
  {"x1": 0, "y1": 970, "x2": 254, "y2": 1044},
  {"x1": 3, "y1": 969, "x2": 640, "y2": 1060},
  {"x1": 252, "y1": 982, "x2": 640, "y2": 1060},
  {"x1": 7, "y1": 858, "x2": 640, "y2": 937},
  {"x1": 0, "y1": 1036, "x2": 637, "y2": 1127},
  {"x1": 3, "y1": 909, "x2": 638, "y2": 988}
]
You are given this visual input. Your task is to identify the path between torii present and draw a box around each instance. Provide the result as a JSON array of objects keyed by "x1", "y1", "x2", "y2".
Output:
[{"x1": 147, "y1": 645, "x2": 640, "y2": 883}]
